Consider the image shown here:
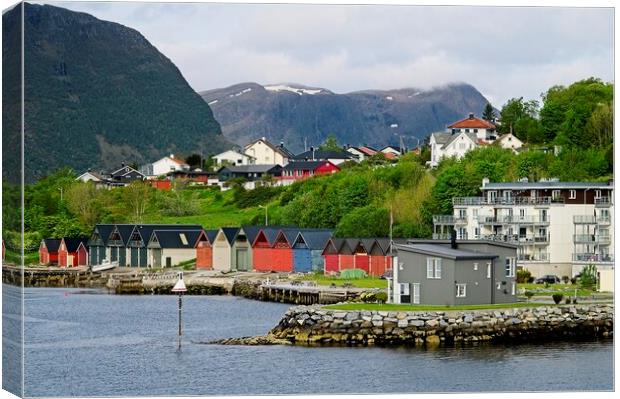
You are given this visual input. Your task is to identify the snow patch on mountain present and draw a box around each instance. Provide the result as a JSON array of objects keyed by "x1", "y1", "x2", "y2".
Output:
[{"x1": 264, "y1": 84, "x2": 323, "y2": 95}]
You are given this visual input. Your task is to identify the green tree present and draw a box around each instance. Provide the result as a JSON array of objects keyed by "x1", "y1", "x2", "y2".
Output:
[
  {"x1": 122, "y1": 181, "x2": 152, "y2": 223},
  {"x1": 319, "y1": 134, "x2": 341, "y2": 151},
  {"x1": 185, "y1": 153, "x2": 203, "y2": 169},
  {"x1": 499, "y1": 97, "x2": 541, "y2": 141},
  {"x1": 66, "y1": 182, "x2": 105, "y2": 228},
  {"x1": 335, "y1": 205, "x2": 390, "y2": 237},
  {"x1": 482, "y1": 102, "x2": 496, "y2": 121},
  {"x1": 540, "y1": 78, "x2": 613, "y2": 147},
  {"x1": 584, "y1": 102, "x2": 613, "y2": 148}
]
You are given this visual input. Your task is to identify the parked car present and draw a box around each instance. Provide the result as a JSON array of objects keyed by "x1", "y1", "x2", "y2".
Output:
[{"x1": 534, "y1": 275, "x2": 561, "y2": 284}]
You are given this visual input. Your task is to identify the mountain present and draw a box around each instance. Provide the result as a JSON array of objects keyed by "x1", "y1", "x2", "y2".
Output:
[
  {"x1": 200, "y1": 82, "x2": 494, "y2": 152},
  {"x1": 2, "y1": 3, "x2": 228, "y2": 183}
]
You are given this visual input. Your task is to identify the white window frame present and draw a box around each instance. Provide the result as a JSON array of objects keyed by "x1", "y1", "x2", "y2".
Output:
[
  {"x1": 473, "y1": 262, "x2": 478, "y2": 271},
  {"x1": 511, "y1": 283, "x2": 516, "y2": 296},
  {"x1": 412, "y1": 283, "x2": 420, "y2": 304},
  {"x1": 595, "y1": 190, "x2": 602, "y2": 199},
  {"x1": 505, "y1": 257, "x2": 516, "y2": 277},
  {"x1": 486, "y1": 263, "x2": 492, "y2": 278},
  {"x1": 569, "y1": 190, "x2": 576, "y2": 199},
  {"x1": 399, "y1": 283, "x2": 410, "y2": 295},
  {"x1": 456, "y1": 284, "x2": 467, "y2": 298},
  {"x1": 426, "y1": 258, "x2": 442, "y2": 279}
]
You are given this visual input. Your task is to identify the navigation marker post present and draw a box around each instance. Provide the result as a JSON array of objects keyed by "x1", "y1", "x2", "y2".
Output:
[{"x1": 171, "y1": 272, "x2": 187, "y2": 350}]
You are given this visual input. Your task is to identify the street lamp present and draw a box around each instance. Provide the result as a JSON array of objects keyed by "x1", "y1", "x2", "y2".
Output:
[
  {"x1": 171, "y1": 272, "x2": 187, "y2": 350},
  {"x1": 258, "y1": 205, "x2": 268, "y2": 226}
]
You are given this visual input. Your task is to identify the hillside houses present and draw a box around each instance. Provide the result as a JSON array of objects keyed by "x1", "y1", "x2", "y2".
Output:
[{"x1": 429, "y1": 113, "x2": 524, "y2": 167}]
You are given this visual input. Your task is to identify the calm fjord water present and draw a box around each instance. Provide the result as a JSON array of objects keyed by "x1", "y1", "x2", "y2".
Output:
[{"x1": 4, "y1": 285, "x2": 613, "y2": 396}]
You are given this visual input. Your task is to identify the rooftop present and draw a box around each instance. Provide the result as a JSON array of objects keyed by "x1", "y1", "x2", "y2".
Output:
[
  {"x1": 447, "y1": 113, "x2": 496, "y2": 129},
  {"x1": 396, "y1": 243, "x2": 498, "y2": 260}
]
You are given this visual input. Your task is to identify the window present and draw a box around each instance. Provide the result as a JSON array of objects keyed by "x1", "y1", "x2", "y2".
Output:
[
  {"x1": 459, "y1": 143, "x2": 467, "y2": 150},
  {"x1": 552, "y1": 190, "x2": 561, "y2": 200},
  {"x1": 505, "y1": 257, "x2": 516, "y2": 277},
  {"x1": 531, "y1": 189, "x2": 536, "y2": 198},
  {"x1": 465, "y1": 129, "x2": 470, "y2": 133},
  {"x1": 570, "y1": 190, "x2": 576, "y2": 199},
  {"x1": 473, "y1": 263, "x2": 478, "y2": 271},
  {"x1": 473, "y1": 209, "x2": 478, "y2": 217},
  {"x1": 399, "y1": 283, "x2": 411, "y2": 303},
  {"x1": 595, "y1": 190, "x2": 602, "y2": 198},
  {"x1": 412, "y1": 283, "x2": 420, "y2": 304},
  {"x1": 459, "y1": 209, "x2": 467, "y2": 219},
  {"x1": 486, "y1": 263, "x2": 492, "y2": 278},
  {"x1": 474, "y1": 129, "x2": 479, "y2": 133},
  {"x1": 179, "y1": 234, "x2": 188, "y2": 246},
  {"x1": 474, "y1": 227, "x2": 480, "y2": 238},
  {"x1": 456, "y1": 284, "x2": 467, "y2": 297},
  {"x1": 488, "y1": 191, "x2": 497, "y2": 202},
  {"x1": 426, "y1": 258, "x2": 442, "y2": 279}
]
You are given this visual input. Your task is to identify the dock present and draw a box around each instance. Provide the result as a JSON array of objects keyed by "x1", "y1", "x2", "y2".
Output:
[{"x1": 259, "y1": 281, "x2": 365, "y2": 305}]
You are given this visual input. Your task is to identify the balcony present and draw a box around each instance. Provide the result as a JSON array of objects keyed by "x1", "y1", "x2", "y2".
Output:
[
  {"x1": 572, "y1": 253, "x2": 614, "y2": 263},
  {"x1": 573, "y1": 234, "x2": 611, "y2": 244},
  {"x1": 573, "y1": 215, "x2": 611, "y2": 225},
  {"x1": 517, "y1": 253, "x2": 550, "y2": 262},
  {"x1": 594, "y1": 197, "x2": 612, "y2": 207},
  {"x1": 573, "y1": 215, "x2": 596, "y2": 224},
  {"x1": 453, "y1": 196, "x2": 564, "y2": 207},
  {"x1": 480, "y1": 234, "x2": 549, "y2": 244},
  {"x1": 432, "y1": 233, "x2": 468, "y2": 240},
  {"x1": 477, "y1": 215, "x2": 550, "y2": 225},
  {"x1": 432, "y1": 215, "x2": 467, "y2": 225}
]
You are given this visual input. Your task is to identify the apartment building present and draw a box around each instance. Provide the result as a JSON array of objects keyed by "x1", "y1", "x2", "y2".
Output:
[{"x1": 433, "y1": 178, "x2": 614, "y2": 279}]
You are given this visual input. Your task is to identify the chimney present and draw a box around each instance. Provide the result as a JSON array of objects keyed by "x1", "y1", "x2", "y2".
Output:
[
  {"x1": 482, "y1": 177, "x2": 489, "y2": 187},
  {"x1": 121, "y1": 162, "x2": 125, "y2": 167},
  {"x1": 468, "y1": 113, "x2": 474, "y2": 119},
  {"x1": 311, "y1": 147, "x2": 316, "y2": 161},
  {"x1": 170, "y1": 154, "x2": 174, "y2": 158},
  {"x1": 450, "y1": 229, "x2": 458, "y2": 249},
  {"x1": 280, "y1": 141, "x2": 284, "y2": 148}
]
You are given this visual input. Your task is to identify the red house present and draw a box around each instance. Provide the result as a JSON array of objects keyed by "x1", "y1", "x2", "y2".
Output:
[
  {"x1": 269, "y1": 231, "x2": 294, "y2": 272},
  {"x1": 252, "y1": 228, "x2": 281, "y2": 272},
  {"x1": 354, "y1": 240, "x2": 372, "y2": 274},
  {"x1": 338, "y1": 239, "x2": 358, "y2": 271},
  {"x1": 195, "y1": 230, "x2": 217, "y2": 269},
  {"x1": 322, "y1": 238, "x2": 343, "y2": 274},
  {"x1": 279, "y1": 160, "x2": 340, "y2": 184},
  {"x1": 58, "y1": 238, "x2": 89, "y2": 267},
  {"x1": 39, "y1": 239, "x2": 61, "y2": 265}
]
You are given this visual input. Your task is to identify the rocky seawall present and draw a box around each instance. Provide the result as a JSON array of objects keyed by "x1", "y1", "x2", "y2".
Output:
[{"x1": 265, "y1": 305, "x2": 613, "y2": 346}]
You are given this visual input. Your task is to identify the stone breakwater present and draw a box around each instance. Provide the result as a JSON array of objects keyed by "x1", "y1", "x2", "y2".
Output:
[{"x1": 265, "y1": 305, "x2": 613, "y2": 346}]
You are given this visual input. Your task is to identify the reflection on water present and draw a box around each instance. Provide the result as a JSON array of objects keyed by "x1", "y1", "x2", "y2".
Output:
[{"x1": 4, "y1": 286, "x2": 613, "y2": 397}]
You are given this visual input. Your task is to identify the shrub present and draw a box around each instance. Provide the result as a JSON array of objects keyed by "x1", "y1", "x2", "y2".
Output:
[
  {"x1": 552, "y1": 293, "x2": 564, "y2": 304},
  {"x1": 572, "y1": 298, "x2": 578, "y2": 304},
  {"x1": 524, "y1": 291, "x2": 535, "y2": 301},
  {"x1": 579, "y1": 264, "x2": 598, "y2": 289},
  {"x1": 561, "y1": 275, "x2": 570, "y2": 284},
  {"x1": 375, "y1": 291, "x2": 388, "y2": 303},
  {"x1": 565, "y1": 298, "x2": 571, "y2": 304},
  {"x1": 516, "y1": 269, "x2": 532, "y2": 284}
]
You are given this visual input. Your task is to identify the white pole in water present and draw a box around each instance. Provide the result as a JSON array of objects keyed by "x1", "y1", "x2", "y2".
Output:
[{"x1": 171, "y1": 272, "x2": 187, "y2": 350}]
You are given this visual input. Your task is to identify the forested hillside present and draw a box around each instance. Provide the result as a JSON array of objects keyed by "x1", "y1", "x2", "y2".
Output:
[{"x1": 2, "y1": 3, "x2": 227, "y2": 183}]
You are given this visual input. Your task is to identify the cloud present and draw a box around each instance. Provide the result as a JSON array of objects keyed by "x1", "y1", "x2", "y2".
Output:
[{"x1": 45, "y1": 1, "x2": 613, "y2": 106}]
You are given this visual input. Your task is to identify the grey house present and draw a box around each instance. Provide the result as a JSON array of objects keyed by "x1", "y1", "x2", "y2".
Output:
[{"x1": 389, "y1": 237, "x2": 517, "y2": 306}]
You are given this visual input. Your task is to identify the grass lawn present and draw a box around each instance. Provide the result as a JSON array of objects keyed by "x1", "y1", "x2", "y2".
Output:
[
  {"x1": 296, "y1": 274, "x2": 388, "y2": 289},
  {"x1": 324, "y1": 302, "x2": 563, "y2": 312}
]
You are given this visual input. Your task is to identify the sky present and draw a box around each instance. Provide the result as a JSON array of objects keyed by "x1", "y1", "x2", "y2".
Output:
[{"x1": 42, "y1": 0, "x2": 614, "y2": 107}]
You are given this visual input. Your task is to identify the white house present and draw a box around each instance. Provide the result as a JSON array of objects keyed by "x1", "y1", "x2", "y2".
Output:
[
  {"x1": 76, "y1": 170, "x2": 105, "y2": 183},
  {"x1": 244, "y1": 137, "x2": 293, "y2": 166},
  {"x1": 497, "y1": 133, "x2": 524, "y2": 153},
  {"x1": 142, "y1": 154, "x2": 189, "y2": 178},
  {"x1": 212, "y1": 150, "x2": 256, "y2": 166},
  {"x1": 380, "y1": 145, "x2": 402, "y2": 159},
  {"x1": 429, "y1": 113, "x2": 497, "y2": 168}
]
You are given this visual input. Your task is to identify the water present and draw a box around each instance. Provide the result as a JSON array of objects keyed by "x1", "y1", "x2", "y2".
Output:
[{"x1": 2, "y1": 285, "x2": 614, "y2": 396}]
